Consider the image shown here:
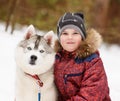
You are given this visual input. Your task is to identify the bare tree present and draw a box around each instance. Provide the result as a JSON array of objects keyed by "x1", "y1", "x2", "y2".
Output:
[
  {"x1": 93, "y1": 0, "x2": 110, "y2": 34},
  {"x1": 5, "y1": 0, "x2": 19, "y2": 34}
]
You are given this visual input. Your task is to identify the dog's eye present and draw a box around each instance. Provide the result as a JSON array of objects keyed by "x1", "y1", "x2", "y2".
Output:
[
  {"x1": 39, "y1": 50, "x2": 44, "y2": 53},
  {"x1": 27, "y1": 47, "x2": 32, "y2": 50}
]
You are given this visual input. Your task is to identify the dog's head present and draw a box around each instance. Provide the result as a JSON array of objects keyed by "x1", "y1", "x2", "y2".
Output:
[{"x1": 15, "y1": 25, "x2": 56, "y2": 75}]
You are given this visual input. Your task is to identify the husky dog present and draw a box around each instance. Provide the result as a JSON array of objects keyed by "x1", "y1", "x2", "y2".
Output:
[{"x1": 15, "y1": 25, "x2": 57, "y2": 101}]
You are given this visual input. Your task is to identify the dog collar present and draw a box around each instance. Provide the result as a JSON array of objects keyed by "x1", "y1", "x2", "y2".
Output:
[
  {"x1": 26, "y1": 73, "x2": 43, "y2": 87},
  {"x1": 25, "y1": 73, "x2": 43, "y2": 101}
]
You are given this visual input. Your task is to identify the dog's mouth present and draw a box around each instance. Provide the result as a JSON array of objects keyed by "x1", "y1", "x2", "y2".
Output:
[{"x1": 29, "y1": 61, "x2": 36, "y2": 65}]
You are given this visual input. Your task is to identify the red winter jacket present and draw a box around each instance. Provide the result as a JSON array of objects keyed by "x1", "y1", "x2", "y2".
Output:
[{"x1": 54, "y1": 29, "x2": 111, "y2": 101}]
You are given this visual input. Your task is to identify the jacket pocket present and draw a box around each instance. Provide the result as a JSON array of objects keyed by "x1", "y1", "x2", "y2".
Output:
[{"x1": 64, "y1": 72, "x2": 84, "y2": 84}]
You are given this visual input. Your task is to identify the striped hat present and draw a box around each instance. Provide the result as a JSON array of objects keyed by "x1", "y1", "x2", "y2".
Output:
[{"x1": 57, "y1": 12, "x2": 86, "y2": 40}]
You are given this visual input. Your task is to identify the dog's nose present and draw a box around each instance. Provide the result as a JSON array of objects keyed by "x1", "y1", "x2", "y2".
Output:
[{"x1": 30, "y1": 55, "x2": 37, "y2": 61}]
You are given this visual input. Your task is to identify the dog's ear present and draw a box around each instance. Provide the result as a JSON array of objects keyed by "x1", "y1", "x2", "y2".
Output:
[
  {"x1": 44, "y1": 31, "x2": 56, "y2": 48},
  {"x1": 25, "y1": 24, "x2": 36, "y2": 39}
]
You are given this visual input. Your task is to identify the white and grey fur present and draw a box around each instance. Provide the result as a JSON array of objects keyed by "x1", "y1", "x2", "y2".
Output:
[{"x1": 15, "y1": 25, "x2": 57, "y2": 101}]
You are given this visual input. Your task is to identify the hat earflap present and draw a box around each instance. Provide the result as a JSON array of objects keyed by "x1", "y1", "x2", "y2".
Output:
[{"x1": 74, "y1": 12, "x2": 84, "y2": 20}]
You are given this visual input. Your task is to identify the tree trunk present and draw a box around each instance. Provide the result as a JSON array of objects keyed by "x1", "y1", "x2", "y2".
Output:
[
  {"x1": 5, "y1": 0, "x2": 18, "y2": 34},
  {"x1": 93, "y1": 0, "x2": 110, "y2": 34}
]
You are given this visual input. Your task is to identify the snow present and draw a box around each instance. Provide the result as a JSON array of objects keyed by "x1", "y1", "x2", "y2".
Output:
[{"x1": 0, "y1": 23, "x2": 120, "y2": 101}]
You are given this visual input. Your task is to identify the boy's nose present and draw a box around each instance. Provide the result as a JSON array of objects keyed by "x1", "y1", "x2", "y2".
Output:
[{"x1": 68, "y1": 34, "x2": 72, "y2": 39}]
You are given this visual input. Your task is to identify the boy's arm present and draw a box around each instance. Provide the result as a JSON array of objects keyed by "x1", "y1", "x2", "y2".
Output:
[{"x1": 67, "y1": 58, "x2": 110, "y2": 101}]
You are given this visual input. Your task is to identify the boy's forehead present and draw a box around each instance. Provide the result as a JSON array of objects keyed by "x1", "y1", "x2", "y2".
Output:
[{"x1": 62, "y1": 28, "x2": 80, "y2": 33}]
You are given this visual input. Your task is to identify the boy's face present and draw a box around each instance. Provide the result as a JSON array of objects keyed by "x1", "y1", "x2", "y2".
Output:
[{"x1": 60, "y1": 28, "x2": 82, "y2": 52}]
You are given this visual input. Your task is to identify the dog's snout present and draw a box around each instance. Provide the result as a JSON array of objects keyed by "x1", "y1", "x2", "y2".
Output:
[{"x1": 31, "y1": 55, "x2": 37, "y2": 61}]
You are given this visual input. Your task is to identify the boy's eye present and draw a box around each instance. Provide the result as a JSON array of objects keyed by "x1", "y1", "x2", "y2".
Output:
[
  {"x1": 39, "y1": 50, "x2": 44, "y2": 53},
  {"x1": 61, "y1": 32, "x2": 68, "y2": 35},
  {"x1": 73, "y1": 32, "x2": 79, "y2": 34},
  {"x1": 27, "y1": 47, "x2": 32, "y2": 50}
]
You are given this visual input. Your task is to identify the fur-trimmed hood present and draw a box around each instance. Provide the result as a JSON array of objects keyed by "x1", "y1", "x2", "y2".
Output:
[{"x1": 54, "y1": 28, "x2": 102, "y2": 58}]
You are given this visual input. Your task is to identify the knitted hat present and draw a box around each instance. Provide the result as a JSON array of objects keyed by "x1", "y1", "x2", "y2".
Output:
[{"x1": 57, "y1": 12, "x2": 86, "y2": 40}]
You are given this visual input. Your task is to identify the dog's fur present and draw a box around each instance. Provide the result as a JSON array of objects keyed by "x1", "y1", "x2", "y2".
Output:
[{"x1": 15, "y1": 25, "x2": 57, "y2": 101}]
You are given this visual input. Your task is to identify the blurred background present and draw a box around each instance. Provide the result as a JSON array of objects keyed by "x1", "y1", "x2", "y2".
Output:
[
  {"x1": 0, "y1": 0, "x2": 120, "y2": 44},
  {"x1": 0, "y1": 0, "x2": 120, "y2": 100}
]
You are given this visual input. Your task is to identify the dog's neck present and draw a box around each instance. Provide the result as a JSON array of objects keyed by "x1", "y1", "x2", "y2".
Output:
[{"x1": 25, "y1": 73, "x2": 43, "y2": 87}]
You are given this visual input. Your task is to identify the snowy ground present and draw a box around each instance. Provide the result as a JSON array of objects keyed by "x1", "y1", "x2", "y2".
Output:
[{"x1": 0, "y1": 23, "x2": 120, "y2": 101}]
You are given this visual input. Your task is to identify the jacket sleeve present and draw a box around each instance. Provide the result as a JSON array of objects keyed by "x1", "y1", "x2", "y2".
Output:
[{"x1": 67, "y1": 58, "x2": 110, "y2": 101}]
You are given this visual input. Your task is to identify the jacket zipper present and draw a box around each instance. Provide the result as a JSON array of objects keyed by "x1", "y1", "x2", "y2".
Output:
[{"x1": 64, "y1": 72, "x2": 84, "y2": 84}]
